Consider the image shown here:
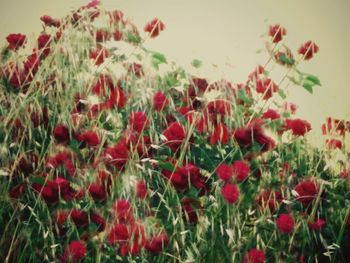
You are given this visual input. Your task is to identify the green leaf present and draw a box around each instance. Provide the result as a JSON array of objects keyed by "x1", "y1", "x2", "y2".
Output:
[
  {"x1": 152, "y1": 52, "x2": 167, "y2": 64},
  {"x1": 305, "y1": 75, "x2": 321, "y2": 86},
  {"x1": 191, "y1": 59, "x2": 202, "y2": 68},
  {"x1": 288, "y1": 76, "x2": 301, "y2": 85},
  {"x1": 278, "y1": 89, "x2": 287, "y2": 99},
  {"x1": 302, "y1": 82, "x2": 313, "y2": 94},
  {"x1": 237, "y1": 89, "x2": 253, "y2": 104},
  {"x1": 31, "y1": 176, "x2": 46, "y2": 185},
  {"x1": 158, "y1": 161, "x2": 175, "y2": 172},
  {"x1": 278, "y1": 53, "x2": 295, "y2": 66},
  {"x1": 126, "y1": 32, "x2": 141, "y2": 44}
]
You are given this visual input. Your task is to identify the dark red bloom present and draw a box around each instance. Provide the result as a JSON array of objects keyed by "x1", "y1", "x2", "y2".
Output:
[
  {"x1": 108, "y1": 223, "x2": 129, "y2": 245},
  {"x1": 153, "y1": 91, "x2": 169, "y2": 111},
  {"x1": 232, "y1": 160, "x2": 250, "y2": 182},
  {"x1": 37, "y1": 33, "x2": 51, "y2": 58},
  {"x1": 308, "y1": 218, "x2": 326, "y2": 231},
  {"x1": 109, "y1": 10, "x2": 124, "y2": 24},
  {"x1": 9, "y1": 184, "x2": 27, "y2": 199},
  {"x1": 63, "y1": 240, "x2": 87, "y2": 262},
  {"x1": 256, "y1": 190, "x2": 282, "y2": 212},
  {"x1": 103, "y1": 142, "x2": 129, "y2": 171},
  {"x1": 181, "y1": 198, "x2": 199, "y2": 224},
  {"x1": 76, "y1": 131, "x2": 100, "y2": 147},
  {"x1": 90, "y1": 212, "x2": 106, "y2": 232},
  {"x1": 295, "y1": 180, "x2": 319, "y2": 207},
  {"x1": 256, "y1": 78, "x2": 279, "y2": 100},
  {"x1": 262, "y1": 108, "x2": 280, "y2": 120},
  {"x1": 326, "y1": 139, "x2": 342, "y2": 150},
  {"x1": 242, "y1": 248, "x2": 266, "y2": 263},
  {"x1": 46, "y1": 151, "x2": 76, "y2": 177},
  {"x1": 129, "y1": 112, "x2": 150, "y2": 133},
  {"x1": 221, "y1": 183, "x2": 240, "y2": 204},
  {"x1": 6, "y1": 33, "x2": 26, "y2": 50},
  {"x1": 114, "y1": 199, "x2": 134, "y2": 223},
  {"x1": 88, "y1": 183, "x2": 107, "y2": 201},
  {"x1": 89, "y1": 48, "x2": 109, "y2": 65},
  {"x1": 127, "y1": 63, "x2": 144, "y2": 77},
  {"x1": 70, "y1": 209, "x2": 89, "y2": 228},
  {"x1": 113, "y1": 30, "x2": 123, "y2": 41},
  {"x1": 234, "y1": 119, "x2": 275, "y2": 152},
  {"x1": 269, "y1": 24, "x2": 287, "y2": 43},
  {"x1": 145, "y1": 233, "x2": 169, "y2": 254},
  {"x1": 95, "y1": 30, "x2": 111, "y2": 42},
  {"x1": 136, "y1": 180, "x2": 147, "y2": 200},
  {"x1": 298, "y1": 41, "x2": 319, "y2": 60},
  {"x1": 276, "y1": 213, "x2": 294, "y2": 234},
  {"x1": 285, "y1": 118, "x2": 312, "y2": 136},
  {"x1": 210, "y1": 124, "x2": 230, "y2": 145},
  {"x1": 162, "y1": 122, "x2": 186, "y2": 152},
  {"x1": 216, "y1": 163, "x2": 233, "y2": 181},
  {"x1": 40, "y1": 15, "x2": 61, "y2": 27},
  {"x1": 207, "y1": 100, "x2": 231, "y2": 124},
  {"x1": 53, "y1": 124, "x2": 70, "y2": 143},
  {"x1": 144, "y1": 18, "x2": 165, "y2": 38}
]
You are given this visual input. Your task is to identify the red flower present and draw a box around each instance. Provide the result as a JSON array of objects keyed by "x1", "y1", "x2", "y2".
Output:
[
  {"x1": 163, "y1": 122, "x2": 186, "y2": 152},
  {"x1": 128, "y1": 63, "x2": 144, "y2": 77},
  {"x1": 232, "y1": 160, "x2": 250, "y2": 182},
  {"x1": 298, "y1": 41, "x2": 319, "y2": 60},
  {"x1": 216, "y1": 163, "x2": 233, "y2": 181},
  {"x1": 145, "y1": 233, "x2": 169, "y2": 254},
  {"x1": 207, "y1": 100, "x2": 231, "y2": 123},
  {"x1": 53, "y1": 124, "x2": 70, "y2": 143},
  {"x1": 40, "y1": 15, "x2": 60, "y2": 27},
  {"x1": 144, "y1": 18, "x2": 165, "y2": 38},
  {"x1": 256, "y1": 190, "x2": 282, "y2": 212},
  {"x1": 76, "y1": 131, "x2": 100, "y2": 147},
  {"x1": 88, "y1": 183, "x2": 107, "y2": 201},
  {"x1": 256, "y1": 78, "x2": 279, "y2": 100},
  {"x1": 308, "y1": 218, "x2": 326, "y2": 231},
  {"x1": 295, "y1": 180, "x2": 319, "y2": 207},
  {"x1": 129, "y1": 112, "x2": 150, "y2": 133},
  {"x1": 221, "y1": 183, "x2": 240, "y2": 204},
  {"x1": 6, "y1": 33, "x2": 26, "y2": 50},
  {"x1": 210, "y1": 124, "x2": 230, "y2": 145},
  {"x1": 285, "y1": 118, "x2": 312, "y2": 136},
  {"x1": 90, "y1": 212, "x2": 106, "y2": 232},
  {"x1": 153, "y1": 91, "x2": 169, "y2": 111},
  {"x1": 109, "y1": 10, "x2": 124, "y2": 24},
  {"x1": 103, "y1": 142, "x2": 129, "y2": 171},
  {"x1": 108, "y1": 223, "x2": 129, "y2": 245},
  {"x1": 136, "y1": 180, "x2": 147, "y2": 200},
  {"x1": 276, "y1": 213, "x2": 294, "y2": 234},
  {"x1": 242, "y1": 248, "x2": 266, "y2": 263},
  {"x1": 269, "y1": 24, "x2": 287, "y2": 43},
  {"x1": 326, "y1": 139, "x2": 342, "y2": 150},
  {"x1": 37, "y1": 33, "x2": 51, "y2": 58},
  {"x1": 63, "y1": 240, "x2": 87, "y2": 262},
  {"x1": 95, "y1": 30, "x2": 111, "y2": 42},
  {"x1": 181, "y1": 198, "x2": 199, "y2": 224},
  {"x1": 114, "y1": 199, "x2": 134, "y2": 223},
  {"x1": 113, "y1": 30, "x2": 123, "y2": 41},
  {"x1": 89, "y1": 48, "x2": 109, "y2": 65},
  {"x1": 262, "y1": 108, "x2": 280, "y2": 120},
  {"x1": 70, "y1": 209, "x2": 89, "y2": 228}
]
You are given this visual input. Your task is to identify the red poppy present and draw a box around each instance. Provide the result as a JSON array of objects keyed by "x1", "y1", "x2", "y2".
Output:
[
  {"x1": 129, "y1": 112, "x2": 150, "y2": 133},
  {"x1": 285, "y1": 118, "x2": 311, "y2": 136},
  {"x1": 70, "y1": 209, "x2": 89, "y2": 228},
  {"x1": 221, "y1": 183, "x2": 240, "y2": 204},
  {"x1": 63, "y1": 240, "x2": 87, "y2": 262},
  {"x1": 145, "y1": 233, "x2": 169, "y2": 254},
  {"x1": 162, "y1": 122, "x2": 186, "y2": 152},
  {"x1": 37, "y1": 33, "x2": 51, "y2": 58},
  {"x1": 210, "y1": 123, "x2": 230, "y2": 145},
  {"x1": 216, "y1": 163, "x2": 233, "y2": 181},
  {"x1": 326, "y1": 139, "x2": 342, "y2": 150},
  {"x1": 242, "y1": 248, "x2": 266, "y2": 263},
  {"x1": 295, "y1": 180, "x2": 319, "y2": 207},
  {"x1": 262, "y1": 109, "x2": 280, "y2": 120},
  {"x1": 114, "y1": 199, "x2": 134, "y2": 223},
  {"x1": 76, "y1": 131, "x2": 100, "y2": 147},
  {"x1": 95, "y1": 30, "x2": 112, "y2": 42},
  {"x1": 308, "y1": 218, "x2": 326, "y2": 231},
  {"x1": 6, "y1": 33, "x2": 26, "y2": 50},
  {"x1": 153, "y1": 91, "x2": 169, "y2": 111},
  {"x1": 276, "y1": 213, "x2": 294, "y2": 234},
  {"x1": 40, "y1": 15, "x2": 61, "y2": 27},
  {"x1": 144, "y1": 18, "x2": 165, "y2": 38},
  {"x1": 298, "y1": 41, "x2": 319, "y2": 60},
  {"x1": 108, "y1": 223, "x2": 129, "y2": 245},
  {"x1": 89, "y1": 47, "x2": 109, "y2": 65},
  {"x1": 269, "y1": 24, "x2": 287, "y2": 43},
  {"x1": 232, "y1": 160, "x2": 250, "y2": 182},
  {"x1": 256, "y1": 78, "x2": 279, "y2": 100}
]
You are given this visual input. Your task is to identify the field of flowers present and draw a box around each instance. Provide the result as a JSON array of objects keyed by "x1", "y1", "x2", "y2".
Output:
[{"x1": 0, "y1": 1, "x2": 350, "y2": 262}]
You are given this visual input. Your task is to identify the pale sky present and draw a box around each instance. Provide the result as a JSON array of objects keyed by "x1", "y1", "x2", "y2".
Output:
[{"x1": 1, "y1": 0, "x2": 349, "y2": 146}]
